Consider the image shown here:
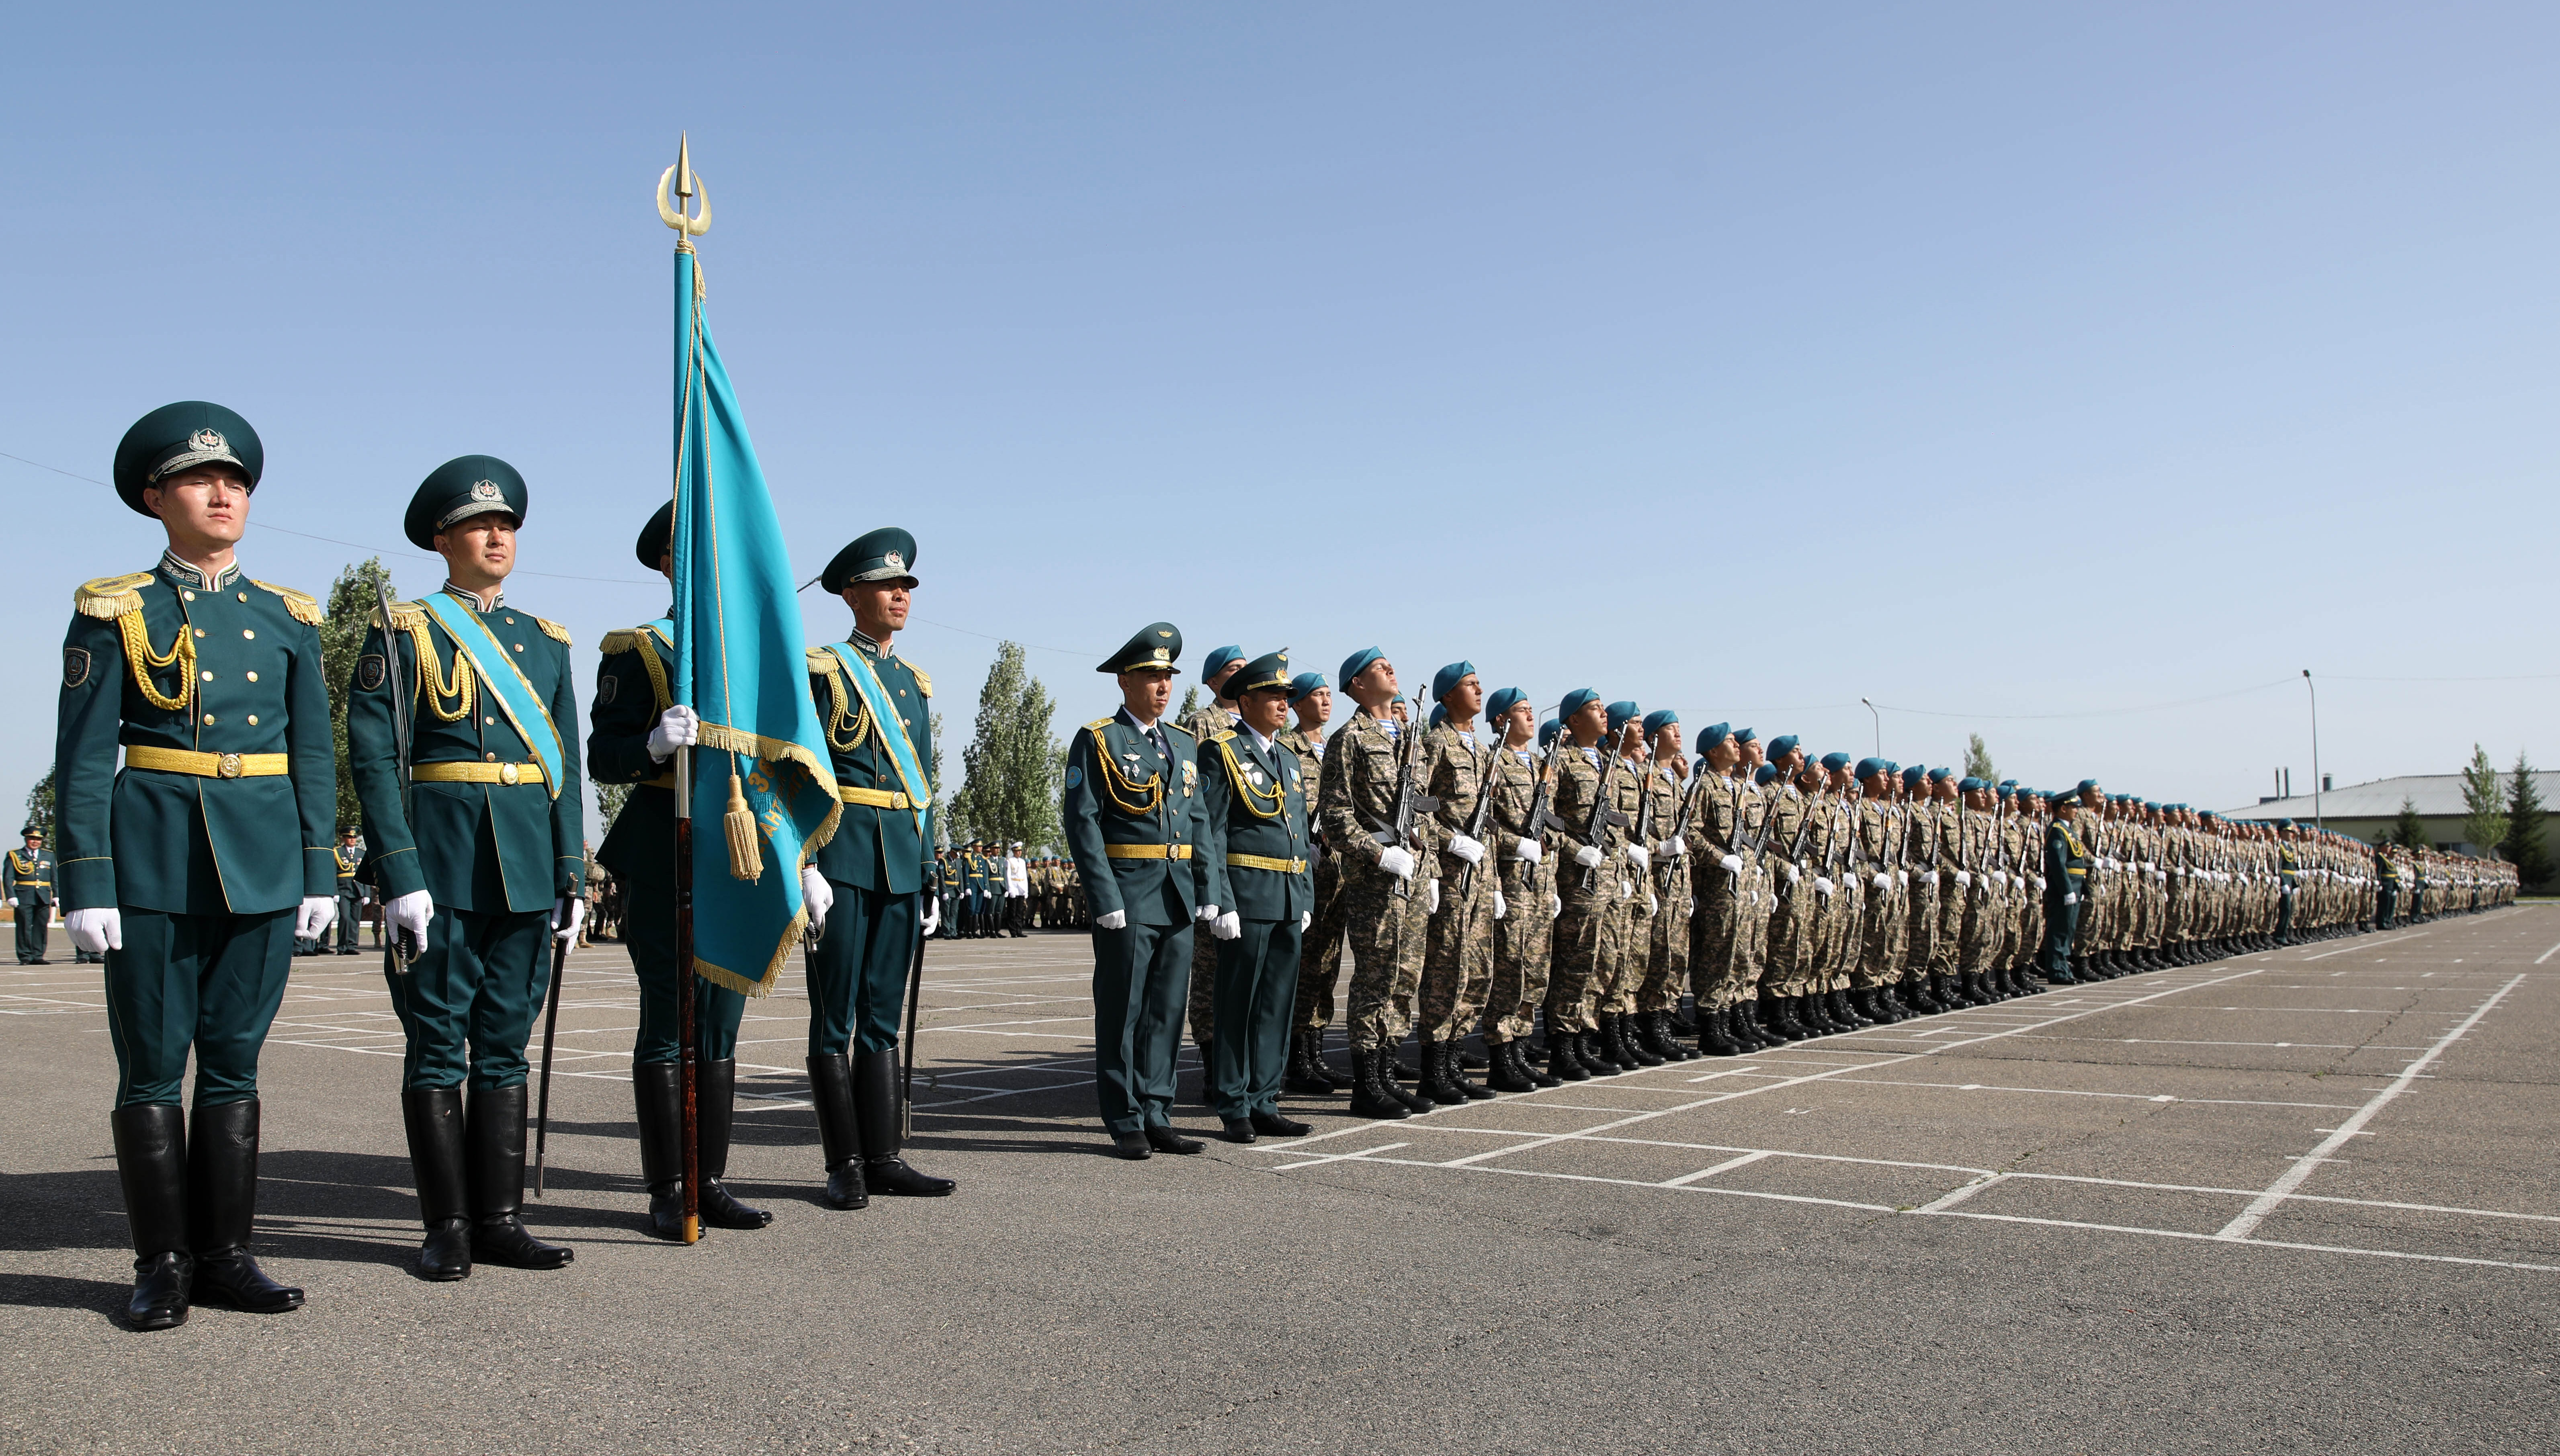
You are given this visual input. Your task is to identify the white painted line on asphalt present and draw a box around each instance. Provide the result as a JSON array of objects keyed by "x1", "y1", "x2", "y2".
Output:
[
  {"x1": 1829, "y1": 1076, "x2": 2358, "y2": 1111},
  {"x1": 1935, "y1": 1208, "x2": 2560, "y2": 1274},
  {"x1": 2300, "y1": 930, "x2": 2431, "y2": 961},
  {"x1": 1915, "y1": 1173, "x2": 2007, "y2": 1213},
  {"x1": 2216, "y1": 973, "x2": 2526, "y2": 1242},
  {"x1": 1267, "y1": 1141, "x2": 1409, "y2": 1172},
  {"x1": 1663, "y1": 1150, "x2": 1774, "y2": 1186},
  {"x1": 2537, "y1": 936, "x2": 2560, "y2": 965}
]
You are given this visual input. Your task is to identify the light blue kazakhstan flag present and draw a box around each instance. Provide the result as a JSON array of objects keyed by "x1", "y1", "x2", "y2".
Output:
[{"x1": 670, "y1": 245, "x2": 842, "y2": 995}]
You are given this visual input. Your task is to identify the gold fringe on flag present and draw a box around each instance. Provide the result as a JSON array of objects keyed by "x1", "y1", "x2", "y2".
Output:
[{"x1": 724, "y1": 767, "x2": 764, "y2": 882}]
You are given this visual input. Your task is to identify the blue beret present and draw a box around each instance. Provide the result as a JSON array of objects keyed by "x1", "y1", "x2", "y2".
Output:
[
  {"x1": 1538, "y1": 718, "x2": 1563, "y2": 750},
  {"x1": 1641, "y1": 708, "x2": 1678, "y2": 738},
  {"x1": 1853, "y1": 757, "x2": 1886, "y2": 780},
  {"x1": 1928, "y1": 767, "x2": 1952, "y2": 782},
  {"x1": 1819, "y1": 751, "x2": 1850, "y2": 771},
  {"x1": 2275, "y1": 818, "x2": 2294, "y2": 829},
  {"x1": 1754, "y1": 764, "x2": 1780, "y2": 785},
  {"x1": 1958, "y1": 776, "x2": 1985, "y2": 792},
  {"x1": 1558, "y1": 688, "x2": 1600, "y2": 721},
  {"x1": 1338, "y1": 647, "x2": 1384, "y2": 690},
  {"x1": 1902, "y1": 765, "x2": 1926, "y2": 787},
  {"x1": 2075, "y1": 780, "x2": 2099, "y2": 795},
  {"x1": 1200, "y1": 645, "x2": 1245, "y2": 682},
  {"x1": 1997, "y1": 782, "x2": 2015, "y2": 799},
  {"x1": 1606, "y1": 700, "x2": 1640, "y2": 734},
  {"x1": 1428, "y1": 704, "x2": 1448, "y2": 729},
  {"x1": 1694, "y1": 722, "x2": 1732, "y2": 754},
  {"x1": 1287, "y1": 671, "x2": 1326, "y2": 704},
  {"x1": 1734, "y1": 727, "x2": 1757, "y2": 744},
  {"x1": 1486, "y1": 686, "x2": 1526, "y2": 723},
  {"x1": 1432, "y1": 661, "x2": 1477, "y2": 702},
  {"x1": 1768, "y1": 734, "x2": 1799, "y2": 757}
]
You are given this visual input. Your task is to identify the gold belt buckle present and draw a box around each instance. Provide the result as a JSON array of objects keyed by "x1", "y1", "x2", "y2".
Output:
[
  {"x1": 216, "y1": 753, "x2": 244, "y2": 779},
  {"x1": 500, "y1": 763, "x2": 521, "y2": 786}
]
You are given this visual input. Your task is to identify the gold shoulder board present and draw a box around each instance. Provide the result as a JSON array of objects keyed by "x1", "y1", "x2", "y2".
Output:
[
  {"x1": 806, "y1": 645, "x2": 842, "y2": 671},
  {"x1": 602, "y1": 629, "x2": 642, "y2": 656},
  {"x1": 73, "y1": 571, "x2": 155, "y2": 620},
  {"x1": 1163, "y1": 721, "x2": 1196, "y2": 744},
  {"x1": 1209, "y1": 729, "x2": 1236, "y2": 743},
  {"x1": 536, "y1": 617, "x2": 573, "y2": 646},
  {"x1": 369, "y1": 600, "x2": 428, "y2": 633},
  {"x1": 1085, "y1": 717, "x2": 1114, "y2": 732},
  {"x1": 910, "y1": 666, "x2": 932, "y2": 697},
  {"x1": 251, "y1": 580, "x2": 325, "y2": 626}
]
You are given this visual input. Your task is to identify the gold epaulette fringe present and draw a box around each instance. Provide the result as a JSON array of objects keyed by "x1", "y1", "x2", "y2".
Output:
[
  {"x1": 370, "y1": 600, "x2": 427, "y2": 633},
  {"x1": 806, "y1": 645, "x2": 841, "y2": 671},
  {"x1": 910, "y1": 666, "x2": 933, "y2": 697},
  {"x1": 251, "y1": 580, "x2": 324, "y2": 626},
  {"x1": 73, "y1": 572, "x2": 154, "y2": 620},
  {"x1": 601, "y1": 629, "x2": 641, "y2": 656},
  {"x1": 1085, "y1": 717, "x2": 1114, "y2": 732},
  {"x1": 536, "y1": 617, "x2": 572, "y2": 647}
]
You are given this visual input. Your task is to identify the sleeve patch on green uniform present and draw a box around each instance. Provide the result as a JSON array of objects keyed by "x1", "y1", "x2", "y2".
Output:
[
  {"x1": 356, "y1": 654, "x2": 387, "y2": 692},
  {"x1": 63, "y1": 647, "x2": 89, "y2": 688}
]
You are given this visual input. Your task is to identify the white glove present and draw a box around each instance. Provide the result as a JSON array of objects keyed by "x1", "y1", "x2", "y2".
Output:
[
  {"x1": 552, "y1": 895, "x2": 584, "y2": 945},
  {"x1": 390, "y1": 890, "x2": 435, "y2": 947},
  {"x1": 1898, "y1": 870, "x2": 1910, "y2": 887},
  {"x1": 647, "y1": 704, "x2": 701, "y2": 762},
  {"x1": 66, "y1": 907, "x2": 123, "y2": 954},
  {"x1": 1786, "y1": 864, "x2": 1801, "y2": 883},
  {"x1": 1814, "y1": 876, "x2": 1833, "y2": 897},
  {"x1": 1991, "y1": 871, "x2": 2007, "y2": 888},
  {"x1": 1954, "y1": 870, "x2": 1972, "y2": 888},
  {"x1": 2062, "y1": 891, "x2": 2079, "y2": 905},
  {"x1": 1426, "y1": 880, "x2": 1440, "y2": 913},
  {"x1": 1720, "y1": 854, "x2": 1742, "y2": 875},
  {"x1": 1447, "y1": 833, "x2": 1485, "y2": 865},
  {"x1": 1513, "y1": 839, "x2": 1543, "y2": 864},
  {"x1": 1873, "y1": 872, "x2": 1892, "y2": 892},
  {"x1": 294, "y1": 895, "x2": 336, "y2": 941},
  {"x1": 1096, "y1": 909, "x2": 1128, "y2": 930},
  {"x1": 2, "y1": 898, "x2": 12, "y2": 909},
  {"x1": 920, "y1": 896, "x2": 940, "y2": 936},
  {"x1": 1197, "y1": 903, "x2": 1221, "y2": 923},
  {"x1": 1299, "y1": 911, "x2": 1311, "y2": 931},
  {"x1": 1378, "y1": 846, "x2": 1416, "y2": 881},
  {"x1": 1212, "y1": 911, "x2": 1241, "y2": 941},
  {"x1": 1624, "y1": 844, "x2": 1651, "y2": 872},
  {"x1": 1621, "y1": 879, "x2": 1634, "y2": 899},
  {"x1": 1548, "y1": 892, "x2": 1562, "y2": 917},
  {"x1": 1574, "y1": 846, "x2": 1604, "y2": 869},
  {"x1": 1492, "y1": 890, "x2": 1507, "y2": 921},
  {"x1": 1661, "y1": 838, "x2": 1685, "y2": 858},
  {"x1": 801, "y1": 867, "x2": 834, "y2": 938}
]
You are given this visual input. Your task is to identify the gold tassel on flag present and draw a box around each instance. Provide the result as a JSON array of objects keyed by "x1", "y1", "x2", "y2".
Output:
[{"x1": 724, "y1": 767, "x2": 764, "y2": 881}]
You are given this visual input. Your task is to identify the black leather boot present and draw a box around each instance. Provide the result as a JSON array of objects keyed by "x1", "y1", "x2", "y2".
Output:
[
  {"x1": 1484, "y1": 1038, "x2": 1536, "y2": 1092},
  {"x1": 1852, "y1": 988, "x2": 1890, "y2": 1025},
  {"x1": 635, "y1": 1061, "x2": 691, "y2": 1236},
  {"x1": 1580, "y1": 1023, "x2": 1622, "y2": 1073},
  {"x1": 465, "y1": 1084, "x2": 573, "y2": 1269},
  {"x1": 1788, "y1": 994, "x2": 1831, "y2": 1036},
  {"x1": 111, "y1": 1103, "x2": 192, "y2": 1329},
  {"x1": 186, "y1": 1099, "x2": 302, "y2": 1313},
  {"x1": 856, "y1": 1049, "x2": 955, "y2": 1196},
  {"x1": 1307, "y1": 1031, "x2": 1345, "y2": 1092},
  {"x1": 1283, "y1": 1032, "x2": 1332, "y2": 1096},
  {"x1": 1729, "y1": 1001, "x2": 1771, "y2": 1050},
  {"x1": 1522, "y1": 1036, "x2": 1562, "y2": 1086},
  {"x1": 1543, "y1": 1030, "x2": 1592, "y2": 1082},
  {"x1": 1831, "y1": 989, "x2": 1874, "y2": 1028},
  {"x1": 1347, "y1": 1044, "x2": 1410, "y2": 1118},
  {"x1": 1386, "y1": 1038, "x2": 1436, "y2": 1112},
  {"x1": 1697, "y1": 1006, "x2": 1743, "y2": 1057},
  {"x1": 1634, "y1": 1011, "x2": 1682, "y2": 1061},
  {"x1": 1907, "y1": 973, "x2": 1945, "y2": 1014},
  {"x1": 1420, "y1": 1039, "x2": 1466, "y2": 1104},
  {"x1": 1450, "y1": 1041, "x2": 1497, "y2": 1099},
  {"x1": 808, "y1": 1054, "x2": 868, "y2": 1210},
  {"x1": 401, "y1": 1087, "x2": 471, "y2": 1280},
  {"x1": 1757, "y1": 995, "x2": 1797, "y2": 1044},
  {"x1": 696, "y1": 1059, "x2": 773, "y2": 1230}
]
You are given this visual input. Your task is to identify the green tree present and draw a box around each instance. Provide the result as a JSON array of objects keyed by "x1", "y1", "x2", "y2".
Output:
[
  {"x1": 2502, "y1": 751, "x2": 2552, "y2": 890},
  {"x1": 948, "y1": 643, "x2": 1062, "y2": 852},
  {"x1": 1176, "y1": 684, "x2": 1200, "y2": 721},
  {"x1": 1963, "y1": 733, "x2": 1996, "y2": 785},
  {"x1": 594, "y1": 781, "x2": 632, "y2": 839},
  {"x1": 320, "y1": 559, "x2": 399, "y2": 835},
  {"x1": 22, "y1": 768, "x2": 55, "y2": 838},
  {"x1": 2390, "y1": 796, "x2": 2430, "y2": 851},
  {"x1": 2460, "y1": 744, "x2": 2509, "y2": 858}
]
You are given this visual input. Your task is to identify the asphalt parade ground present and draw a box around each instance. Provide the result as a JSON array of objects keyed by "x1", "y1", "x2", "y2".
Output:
[{"x1": 5, "y1": 908, "x2": 2558, "y2": 1454}]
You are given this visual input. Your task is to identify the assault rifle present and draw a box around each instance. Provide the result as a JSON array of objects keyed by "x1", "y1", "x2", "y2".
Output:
[
  {"x1": 1574, "y1": 737, "x2": 1631, "y2": 893},
  {"x1": 1657, "y1": 768, "x2": 1699, "y2": 896},
  {"x1": 1452, "y1": 731, "x2": 1500, "y2": 903},
  {"x1": 1371, "y1": 716, "x2": 1440, "y2": 902}
]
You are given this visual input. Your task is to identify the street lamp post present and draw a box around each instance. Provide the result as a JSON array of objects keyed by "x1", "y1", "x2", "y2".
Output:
[
  {"x1": 2302, "y1": 669, "x2": 2322, "y2": 832},
  {"x1": 1860, "y1": 698, "x2": 1880, "y2": 759}
]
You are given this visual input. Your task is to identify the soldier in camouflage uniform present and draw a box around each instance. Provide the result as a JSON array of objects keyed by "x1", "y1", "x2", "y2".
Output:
[
  {"x1": 1540, "y1": 690, "x2": 1632, "y2": 1079},
  {"x1": 1630, "y1": 709, "x2": 1696, "y2": 1061},
  {"x1": 1585, "y1": 702, "x2": 1660, "y2": 1069},
  {"x1": 1680, "y1": 723, "x2": 1750, "y2": 1054},
  {"x1": 1754, "y1": 739, "x2": 1819, "y2": 1041},
  {"x1": 1847, "y1": 758, "x2": 1908, "y2": 1024},
  {"x1": 1479, "y1": 689, "x2": 1559, "y2": 1089},
  {"x1": 1413, "y1": 663, "x2": 1501, "y2": 1103},
  {"x1": 1320, "y1": 648, "x2": 1437, "y2": 1120}
]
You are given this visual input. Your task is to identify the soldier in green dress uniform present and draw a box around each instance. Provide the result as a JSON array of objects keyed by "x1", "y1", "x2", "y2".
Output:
[
  {"x1": 2038, "y1": 792, "x2": 2091, "y2": 985},
  {"x1": 802, "y1": 528, "x2": 954, "y2": 1208},
  {"x1": 1061, "y1": 623, "x2": 1217, "y2": 1160},
  {"x1": 8, "y1": 827, "x2": 56, "y2": 964},
  {"x1": 59, "y1": 401, "x2": 334, "y2": 1328},
  {"x1": 586, "y1": 502, "x2": 774, "y2": 1237},
  {"x1": 1196, "y1": 651, "x2": 1315, "y2": 1143},
  {"x1": 347, "y1": 457, "x2": 584, "y2": 1280},
  {"x1": 332, "y1": 828, "x2": 365, "y2": 954}
]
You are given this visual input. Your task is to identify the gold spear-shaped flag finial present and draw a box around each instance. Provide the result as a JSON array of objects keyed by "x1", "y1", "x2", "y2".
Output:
[{"x1": 658, "y1": 133, "x2": 711, "y2": 239}]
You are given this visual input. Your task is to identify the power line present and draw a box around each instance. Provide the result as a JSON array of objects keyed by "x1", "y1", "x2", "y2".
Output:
[{"x1": 1872, "y1": 678, "x2": 2297, "y2": 722}]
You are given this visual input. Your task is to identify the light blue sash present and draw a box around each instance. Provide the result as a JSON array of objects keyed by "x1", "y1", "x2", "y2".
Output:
[
  {"x1": 419, "y1": 593, "x2": 566, "y2": 801},
  {"x1": 821, "y1": 642, "x2": 931, "y2": 842}
]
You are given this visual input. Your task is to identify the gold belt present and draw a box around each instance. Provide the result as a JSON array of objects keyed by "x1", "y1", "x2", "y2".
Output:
[
  {"x1": 1228, "y1": 853, "x2": 1307, "y2": 874},
  {"x1": 126, "y1": 746, "x2": 290, "y2": 780},
  {"x1": 838, "y1": 786, "x2": 912, "y2": 809},
  {"x1": 413, "y1": 761, "x2": 548, "y2": 786},
  {"x1": 1104, "y1": 843, "x2": 1193, "y2": 860}
]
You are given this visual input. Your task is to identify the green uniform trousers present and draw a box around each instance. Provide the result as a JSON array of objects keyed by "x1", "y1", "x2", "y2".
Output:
[
  {"x1": 16, "y1": 906, "x2": 48, "y2": 963},
  {"x1": 626, "y1": 879, "x2": 745, "y2": 1064},
  {"x1": 807, "y1": 881, "x2": 918, "y2": 1059},
  {"x1": 1092, "y1": 919, "x2": 1192, "y2": 1134},
  {"x1": 2038, "y1": 893, "x2": 2080, "y2": 975},
  {"x1": 387, "y1": 906, "x2": 551, "y2": 1089},
  {"x1": 333, "y1": 891, "x2": 361, "y2": 952},
  {"x1": 1210, "y1": 916, "x2": 1303, "y2": 1121},
  {"x1": 105, "y1": 907, "x2": 295, "y2": 1108}
]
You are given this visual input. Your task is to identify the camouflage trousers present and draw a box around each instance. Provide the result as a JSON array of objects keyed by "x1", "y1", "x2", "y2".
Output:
[
  {"x1": 1958, "y1": 885, "x2": 1999, "y2": 973},
  {"x1": 1545, "y1": 860, "x2": 1624, "y2": 1034},
  {"x1": 1487, "y1": 859, "x2": 1554, "y2": 1042},
  {"x1": 1932, "y1": 874, "x2": 1967, "y2": 973},
  {"x1": 1765, "y1": 872, "x2": 1817, "y2": 997},
  {"x1": 1724, "y1": 865, "x2": 1773, "y2": 1007},
  {"x1": 1854, "y1": 876, "x2": 1903, "y2": 988},
  {"x1": 1293, "y1": 853, "x2": 1347, "y2": 1033},
  {"x1": 1905, "y1": 881, "x2": 1939, "y2": 977},
  {"x1": 1638, "y1": 863, "x2": 1691, "y2": 1013},
  {"x1": 1819, "y1": 878, "x2": 1862, "y2": 993},
  {"x1": 1417, "y1": 858, "x2": 1497, "y2": 1044},
  {"x1": 1341, "y1": 861, "x2": 1430, "y2": 1049},
  {"x1": 1599, "y1": 871, "x2": 1649, "y2": 1017}
]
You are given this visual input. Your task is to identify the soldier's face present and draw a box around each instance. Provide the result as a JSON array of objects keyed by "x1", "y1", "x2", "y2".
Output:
[
  {"x1": 1499, "y1": 701, "x2": 1534, "y2": 743},
  {"x1": 1707, "y1": 739, "x2": 1740, "y2": 772},
  {"x1": 845, "y1": 582, "x2": 910, "y2": 635},
  {"x1": 1567, "y1": 701, "x2": 1607, "y2": 743},
  {"x1": 1861, "y1": 772, "x2": 1886, "y2": 798},
  {"x1": 1294, "y1": 685, "x2": 1333, "y2": 729},
  {"x1": 143, "y1": 465, "x2": 251, "y2": 547},
  {"x1": 1444, "y1": 677, "x2": 1483, "y2": 720},
  {"x1": 1352, "y1": 660, "x2": 1399, "y2": 703},
  {"x1": 1239, "y1": 686, "x2": 1289, "y2": 735},
  {"x1": 1207, "y1": 663, "x2": 1242, "y2": 700},
  {"x1": 21, "y1": 836, "x2": 36, "y2": 852},
  {"x1": 1118, "y1": 667, "x2": 1175, "y2": 720},
  {"x1": 436, "y1": 516, "x2": 518, "y2": 582}
]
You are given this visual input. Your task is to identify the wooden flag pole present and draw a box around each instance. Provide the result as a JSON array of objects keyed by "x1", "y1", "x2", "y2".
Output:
[{"x1": 674, "y1": 743, "x2": 700, "y2": 1244}]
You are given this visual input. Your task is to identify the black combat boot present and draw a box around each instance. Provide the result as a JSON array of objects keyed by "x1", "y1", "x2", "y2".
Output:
[
  {"x1": 696, "y1": 1059, "x2": 774, "y2": 1230},
  {"x1": 1543, "y1": 1031, "x2": 1591, "y2": 1082},
  {"x1": 186, "y1": 1099, "x2": 302, "y2": 1313},
  {"x1": 1757, "y1": 994, "x2": 1798, "y2": 1044},
  {"x1": 1852, "y1": 988, "x2": 1890, "y2": 1025},
  {"x1": 808, "y1": 1054, "x2": 868, "y2": 1210},
  {"x1": 1831, "y1": 989, "x2": 1874, "y2": 1028},
  {"x1": 1485, "y1": 1038, "x2": 1537, "y2": 1092},
  {"x1": 1283, "y1": 1032, "x2": 1332, "y2": 1097},
  {"x1": 1309, "y1": 1031, "x2": 1348, "y2": 1092},
  {"x1": 1643, "y1": 1010, "x2": 1693, "y2": 1061},
  {"x1": 1347, "y1": 1044, "x2": 1410, "y2": 1119},
  {"x1": 1731, "y1": 1001, "x2": 1774, "y2": 1050},
  {"x1": 1616, "y1": 1013, "x2": 1665, "y2": 1067},
  {"x1": 465, "y1": 1084, "x2": 573, "y2": 1270},
  {"x1": 1697, "y1": 1006, "x2": 1743, "y2": 1057},
  {"x1": 1522, "y1": 1037, "x2": 1563, "y2": 1086},
  {"x1": 1385, "y1": 1038, "x2": 1437, "y2": 1112},
  {"x1": 1420, "y1": 1040, "x2": 1468, "y2": 1104},
  {"x1": 1790, "y1": 994, "x2": 1833, "y2": 1036},
  {"x1": 1449, "y1": 1041, "x2": 1497, "y2": 1099},
  {"x1": 401, "y1": 1087, "x2": 471, "y2": 1280},
  {"x1": 1909, "y1": 973, "x2": 1947, "y2": 1014},
  {"x1": 1668, "y1": 1001, "x2": 1699, "y2": 1039},
  {"x1": 855, "y1": 1049, "x2": 955, "y2": 1196},
  {"x1": 635, "y1": 1060, "x2": 694, "y2": 1234},
  {"x1": 1581, "y1": 1022, "x2": 1624, "y2": 1073},
  {"x1": 111, "y1": 1103, "x2": 193, "y2": 1329}
]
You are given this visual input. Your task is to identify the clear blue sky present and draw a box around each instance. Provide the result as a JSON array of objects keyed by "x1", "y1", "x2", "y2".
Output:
[{"x1": 4, "y1": 3, "x2": 2551, "y2": 841}]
